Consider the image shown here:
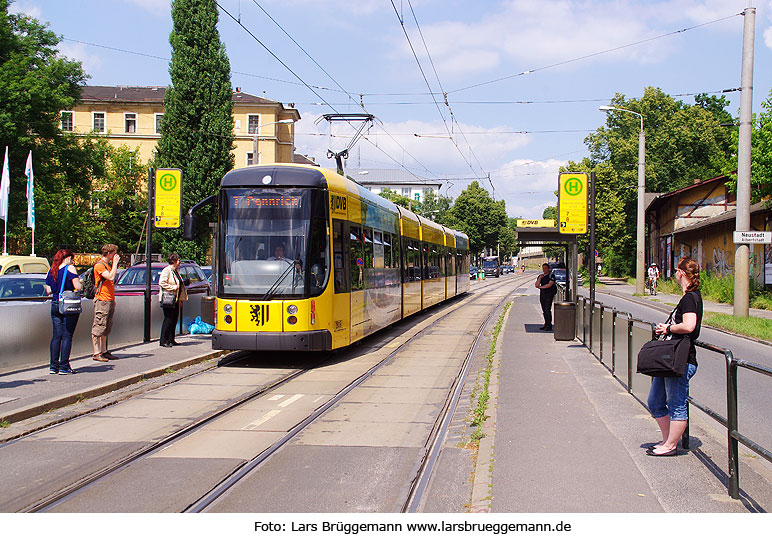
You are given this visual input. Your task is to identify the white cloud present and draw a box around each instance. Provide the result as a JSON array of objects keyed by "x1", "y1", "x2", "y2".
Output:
[
  {"x1": 125, "y1": 0, "x2": 169, "y2": 16},
  {"x1": 766, "y1": 1, "x2": 772, "y2": 53},
  {"x1": 58, "y1": 42, "x2": 103, "y2": 74},
  {"x1": 8, "y1": 1, "x2": 41, "y2": 18}
]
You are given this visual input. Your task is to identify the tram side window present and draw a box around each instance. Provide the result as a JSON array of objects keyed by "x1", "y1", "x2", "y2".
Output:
[
  {"x1": 332, "y1": 219, "x2": 349, "y2": 293},
  {"x1": 403, "y1": 238, "x2": 420, "y2": 282},
  {"x1": 363, "y1": 228, "x2": 374, "y2": 269},
  {"x1": 383, "y1": 233, "x2": 392, "y2": 268},
  {"x1": 350, "y1": 225, "x2": 364, "y2": 291},
  {"x1": 309, "y1": 217, "x2": 329, "y2": 297}
]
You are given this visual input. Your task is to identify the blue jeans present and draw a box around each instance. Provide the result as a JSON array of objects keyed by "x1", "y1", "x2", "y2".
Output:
[
  {"x1": 647, "y1": 363, "x2": 698, "y2": 421},
  {"x1": 50, "y1": 303, "x2": 79, "y2": 373}
]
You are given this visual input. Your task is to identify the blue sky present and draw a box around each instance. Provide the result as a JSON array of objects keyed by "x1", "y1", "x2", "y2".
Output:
[{"x1": 9, "y1": 0, "x2": 772, "y2": 220}]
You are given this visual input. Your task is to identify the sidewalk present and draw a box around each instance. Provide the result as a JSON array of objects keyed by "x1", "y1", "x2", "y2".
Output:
[
  {"x1": 0, "y1": 335, "x2": 222, "y2": 439},
  {"x1": 487, "y1": 292, "x2": 772, "y2": 512}
]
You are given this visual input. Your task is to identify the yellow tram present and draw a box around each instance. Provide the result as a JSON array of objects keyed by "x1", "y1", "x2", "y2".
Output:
[{"x1": 209, "y1": 164, "x2": 470, "y2": 351}]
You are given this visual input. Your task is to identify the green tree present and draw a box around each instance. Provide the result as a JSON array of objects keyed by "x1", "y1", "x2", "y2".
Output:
[
  {"x1": 420, "y1": 190, "x2": 454, "y2": 225},
  {"x1": 155, "y1": 0, "x2": 235, "y2": 263},
  {"x1": 448, "y1": 181, "x2": 507, "y2": 255},
  {"x1": 0, "y1": 0, "x2": 88, "y2": 255},
  {"x1": 581, "y1": 87, "x2": 734, "y2": 275},
  {"x1": 748, "y1": 88, "x2": 772, "y2": 205}
]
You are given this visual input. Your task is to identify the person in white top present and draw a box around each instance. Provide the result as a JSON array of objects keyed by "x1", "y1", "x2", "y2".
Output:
[
  {"x1": 158, "y1": 252, "x2": 188, "y2": 347},
  {"x1": 647, "y1": 263, "x2": 660, "y2": 294}
]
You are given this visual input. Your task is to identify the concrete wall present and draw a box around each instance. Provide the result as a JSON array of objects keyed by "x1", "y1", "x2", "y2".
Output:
[{"x1": 0, "y1": 293, "x2": 208, "y2": 373}]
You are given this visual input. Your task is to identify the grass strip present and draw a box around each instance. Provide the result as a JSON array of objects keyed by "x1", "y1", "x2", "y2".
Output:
[
  {"x1": 469, "y1": 302, "x2": 510, "y2": 442},
  {"x1": 703, "y1": 311, "x2": 772, "y2": 343}
]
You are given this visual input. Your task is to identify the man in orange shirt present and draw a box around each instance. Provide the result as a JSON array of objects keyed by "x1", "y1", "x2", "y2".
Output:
[{"x1": 91, "y1": 244, "x2": 120, "y2": 362}]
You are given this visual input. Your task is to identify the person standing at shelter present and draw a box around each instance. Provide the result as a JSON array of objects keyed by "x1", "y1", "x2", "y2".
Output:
[
  {"x1": 44, "y1": 249, "x2": 82, "y2": 374},
  {"x1": 646, "y1": 257, "x2": 702, "y2": 456},
  {"x1": 158, "y1": 252, "x2": 188, "y2": 347},
  {"x1": 92, "y1": 244, "x2": 120, "y2": 362},
  {"x1": 535, "y1": 263, "x2": 557, "y2": 331}
]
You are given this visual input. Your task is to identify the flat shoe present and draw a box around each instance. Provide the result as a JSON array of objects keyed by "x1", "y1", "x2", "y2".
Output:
[
  {"x1": 646, "y1": 447, "x2": 677, "y2": 457},
  {"x1": 92, "y1": 354, "x2": 109, "y2": 362},
  {"x1": 102, "y1": 352, "x2": 119, "y2": 360}
]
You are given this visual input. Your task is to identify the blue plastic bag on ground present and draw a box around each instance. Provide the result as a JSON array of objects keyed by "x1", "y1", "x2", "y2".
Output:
[{"x1": 188, "y1": 316, "x2": 214, "y2": 334}]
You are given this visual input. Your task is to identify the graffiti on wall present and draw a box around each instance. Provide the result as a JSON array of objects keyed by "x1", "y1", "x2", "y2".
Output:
[{"x1": 712, "y1": 247, "x2": 733, "y2": 276}]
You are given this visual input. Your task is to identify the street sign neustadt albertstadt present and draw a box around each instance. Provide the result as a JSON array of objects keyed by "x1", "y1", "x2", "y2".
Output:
[
  {"x1": 154, "y1": 168, "x2": 183, "y2": 228},
  {"x1": 733, "y1": 231, "x2": 772, "y2": 244},
  {"x1": 558, "y1": 172, "x2": 588, "y2": 234}
]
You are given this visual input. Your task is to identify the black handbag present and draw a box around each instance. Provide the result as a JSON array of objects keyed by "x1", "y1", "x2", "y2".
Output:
[
  {"x1": 636, "y1": 336, "x2": 691, "y2": 378},
  {"x1": 636, "y1": 303, "x2": 690, "y2": 378}
]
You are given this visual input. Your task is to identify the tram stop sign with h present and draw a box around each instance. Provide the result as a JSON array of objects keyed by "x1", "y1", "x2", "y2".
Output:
[
  {"x1": 154, "y1": 168, "x2": 183, "y2": 228},
  {"x1": 558, "y1": 172, "x2": 588, "y2": 234}
]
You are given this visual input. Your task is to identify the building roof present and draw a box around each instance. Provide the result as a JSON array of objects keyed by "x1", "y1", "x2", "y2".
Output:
[
  {"x1": 79, "y1": 85, "x2": 288, "y2": 106},
  {"x1": 645, "y1": 174, "x2": 732, "y2": 213},
  {"x1": 347, "y1": 168, "x2": 442, "y2": 188},
  {"x1": 673, "y1": 201, "x2": 770, "y2": 235},
  {"x1": 293, "y1": 153, "x2": 318, "y2": 166}
]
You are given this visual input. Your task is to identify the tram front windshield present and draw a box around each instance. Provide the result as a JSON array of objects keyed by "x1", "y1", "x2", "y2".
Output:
[{"x1": 220, "y1": 187, "x2": 328, "y2": 299}]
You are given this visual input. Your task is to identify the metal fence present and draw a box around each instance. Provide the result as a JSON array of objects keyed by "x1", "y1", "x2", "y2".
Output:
[
  {"x1": 0, "y1": 293, "x2": 209, "y2": 373},
  {"x1": 574, "y1": 294, "x2": 772, "y2": 500}
]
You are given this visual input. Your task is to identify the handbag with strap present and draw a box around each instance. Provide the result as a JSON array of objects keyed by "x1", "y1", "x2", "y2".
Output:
[
  {"x1": 636, "y1": 298, "x2": 691, "y2": 378},
  {"x1": 160, "y1": 289, "x2": 176, "y2": 307},
  {"x1": 57, "y1": 269, "x2": 83, "y2": 314}
]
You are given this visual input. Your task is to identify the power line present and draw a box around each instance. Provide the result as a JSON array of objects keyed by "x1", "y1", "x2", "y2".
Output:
[{"x1": 449, "y1": 12, "x2": 744, "y2": 94}]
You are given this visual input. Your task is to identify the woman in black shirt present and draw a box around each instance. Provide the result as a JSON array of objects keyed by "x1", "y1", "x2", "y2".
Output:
[{"x1": 646, "y1": 257, "x2": 702, "y2": 456}]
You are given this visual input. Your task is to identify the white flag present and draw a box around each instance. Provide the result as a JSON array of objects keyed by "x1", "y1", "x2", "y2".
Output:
[
  {"x1": 0, "y1": 147, "x2": 9, "y2": 222},
  {"x1": 25, "y1": 151, "x2": 34, "y2": 229}
]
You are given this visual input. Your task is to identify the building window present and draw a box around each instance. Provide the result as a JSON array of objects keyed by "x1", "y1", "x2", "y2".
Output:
[
  {"x1": 155, "y1": 114, "x2": 163, "y2": 134},
  {"x1": 93, "y1": 112, "x2": 105, "y2": 133},
  {"x1": 124, "y1": 113, "x2": 137, "y2": 133},
  {"x1": 61, "y1": 111, "x2": 73, "y2": 131},
  {"x1": 414, "y1": 192, "x2": 420, "y2": 201},
  {"x1": 246, "y1": 152, "x2": 259, "y2": 166},
  {"x1": 401, "y1": 187, "x2": 410, "y2": 197},
  {"x1": 247, "y1": 114, "x2": 260, "y2": 135}
]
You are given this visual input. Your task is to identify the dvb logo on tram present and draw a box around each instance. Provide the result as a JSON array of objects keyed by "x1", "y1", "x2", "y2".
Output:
[{"x1": 331, "y1": 194, "x2": 347, "y2": 213}]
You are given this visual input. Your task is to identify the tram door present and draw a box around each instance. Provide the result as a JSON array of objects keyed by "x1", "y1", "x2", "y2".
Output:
[{"x1": 331, "y1": 218, "x2": 350, "y2": 348}]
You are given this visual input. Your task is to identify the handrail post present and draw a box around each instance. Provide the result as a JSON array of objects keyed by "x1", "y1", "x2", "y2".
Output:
[
  {"x1": 599, "y1": 305, "x2": 604, "y2": 363},
  {"x1": 627, "y1": 316, "x2": 634, "y2": 393},
  {"x1": 611, "y1": 309, "x2": 617, "y2": 374},
  {"x1": 726, "y1": 349, "x2": 740, "y2": 499},
  {"x1": 682, "y1": 402, "x2": 690, "y2": 450},
  {"x1": 589, "y1": 301, "x2": 594, "y2": 354}
]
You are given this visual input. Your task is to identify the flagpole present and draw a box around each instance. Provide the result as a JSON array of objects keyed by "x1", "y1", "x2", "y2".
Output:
[{"x1": 1, "y1": 146, "x2": 9, "y2": 256}]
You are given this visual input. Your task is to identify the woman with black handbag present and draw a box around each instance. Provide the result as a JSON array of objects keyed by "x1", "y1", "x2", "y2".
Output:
[
  {"x1": 158, "y1": 253, "x2": 188, "y2": 348},
  {"x1": 646, "y1": 257, "x2": 702, "y2": 456},
  {"x1": 44, "y1": 249, "x2": 83, "y2": 375}
]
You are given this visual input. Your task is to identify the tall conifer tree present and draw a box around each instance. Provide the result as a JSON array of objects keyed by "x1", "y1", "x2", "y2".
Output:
[{"x1": 155, "y1": 0, "x2": 234, "y2": 263}]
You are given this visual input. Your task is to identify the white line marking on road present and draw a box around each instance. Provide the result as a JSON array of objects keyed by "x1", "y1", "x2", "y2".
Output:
[
  {"x1": 242, "y1": 410, "x2": 282, "y2": 430},
  {"x1": 278, "y1": 394, "x2": 304, "y2": 408},
  {"x1": 268, "y1": 395, "x2": 284, "y2": 401}
]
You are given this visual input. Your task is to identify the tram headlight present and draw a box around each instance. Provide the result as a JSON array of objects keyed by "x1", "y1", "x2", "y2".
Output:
[
  {"x1": 287, "y1": 304, "x2": 298, "y2": 315},
  {"x1": 223, "y1": 304, "x2": 233, "y2": 314}
]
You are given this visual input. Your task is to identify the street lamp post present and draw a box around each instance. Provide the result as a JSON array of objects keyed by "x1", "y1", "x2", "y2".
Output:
[
  {"x1": 252, "y1": 119, "x2": 295, "y2": 163},
  {"x1": 600, "y1": 105, "x2": 645, "y2": 295}
]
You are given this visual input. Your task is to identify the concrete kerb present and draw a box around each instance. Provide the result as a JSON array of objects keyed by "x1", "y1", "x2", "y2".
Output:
[
  {"x1": 0, "y1": 349, "x2": 226, "y2": 430},
  {"x1": 468, "y1": 300, "x2": 511, "y2": 513}
]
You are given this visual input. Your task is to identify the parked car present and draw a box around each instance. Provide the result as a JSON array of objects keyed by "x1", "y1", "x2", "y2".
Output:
[
  {"x1": 0, "y1": 255, "x2": 50, "y2": 276},
  {"x1": 201, "y1": 266, "x2": 212, "y2": 279},
  {"x1": 0, "y1": 273, "x2": 48, "y2": 298},
  {"x1": 114, "y1": 260, "x2": 209, "y2": 296},
  {"x1": 551, "y1": 267, "x2": 567, "y2": 287}
]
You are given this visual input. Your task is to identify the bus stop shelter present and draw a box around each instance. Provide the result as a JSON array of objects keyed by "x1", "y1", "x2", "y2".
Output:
[{"x1": 516, "y1": 227, "x2": 580, "y2": 301}]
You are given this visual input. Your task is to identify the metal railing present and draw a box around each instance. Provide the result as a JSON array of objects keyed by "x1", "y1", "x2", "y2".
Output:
[{"x1": 574, "y1": 294, "x2": 772, "y2": 500}]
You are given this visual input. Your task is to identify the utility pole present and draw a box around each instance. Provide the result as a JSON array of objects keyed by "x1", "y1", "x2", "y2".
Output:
[{"x1": 734, "y1": 6, "x2": 755, "y2": 318}]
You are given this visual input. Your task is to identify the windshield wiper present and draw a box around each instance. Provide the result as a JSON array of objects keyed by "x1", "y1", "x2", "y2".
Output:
[{"x1": 262, "y1": 260, "x2": 301, "y2": 300}]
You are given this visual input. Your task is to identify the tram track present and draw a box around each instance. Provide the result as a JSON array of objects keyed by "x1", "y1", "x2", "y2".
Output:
[
  {"x1": 20, "y1": 274, "x2": 531, "y2": 513},
  {"x1": 188, "y1": 274, "x2": 531, "y2": 513}
]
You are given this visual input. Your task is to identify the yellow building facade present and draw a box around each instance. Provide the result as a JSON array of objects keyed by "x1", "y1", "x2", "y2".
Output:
[{"x1": 62, "y1": 86, "x2": 300, "y2": 167}]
